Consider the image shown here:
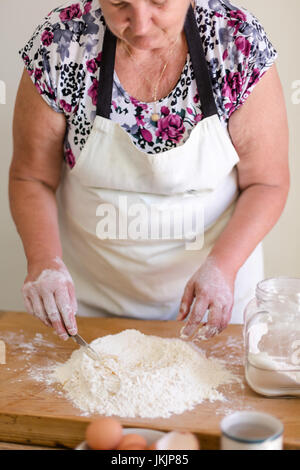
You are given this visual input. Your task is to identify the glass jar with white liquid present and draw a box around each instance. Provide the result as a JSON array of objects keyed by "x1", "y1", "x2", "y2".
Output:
[{"x1": 244, "y1": 277, "x2": 300, "y2": 397}]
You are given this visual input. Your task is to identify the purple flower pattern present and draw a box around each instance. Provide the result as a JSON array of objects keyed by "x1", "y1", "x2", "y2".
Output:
[{"x1": 156, "y1": 113, "x2": 185, "y2": 144}]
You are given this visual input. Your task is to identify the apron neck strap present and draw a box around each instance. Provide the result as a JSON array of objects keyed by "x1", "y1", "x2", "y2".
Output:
[
  {"x1": 96, "y1": 5, "x2": 218, "y2": 119},
  {"x1": 184, "y1": 5, "x2": 218, "y2": 118},
  {"x1": 96, "y1": 26, "x2": 117, "y2": 119}
]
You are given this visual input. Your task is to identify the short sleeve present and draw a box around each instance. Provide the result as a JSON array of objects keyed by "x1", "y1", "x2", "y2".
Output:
[
  {"x1": 236, "y1": 9, "x2": 278, "y2": 109},
  {"x1": 219, "y1": 5, "x2": 278, "y2": 117},
  {"x1": 18, "y1": 9, "x2": 64, "y2": 114}
]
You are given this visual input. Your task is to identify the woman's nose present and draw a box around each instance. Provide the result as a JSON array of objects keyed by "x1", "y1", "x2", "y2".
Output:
[{"x1": 130, "y1": 7, "x2": 152, "y2": 36}]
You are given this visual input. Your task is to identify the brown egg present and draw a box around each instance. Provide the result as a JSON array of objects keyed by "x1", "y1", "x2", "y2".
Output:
[
  {"x1": 117, "y1": 433, "x2": 147, "y2": 450},
  {"x1": 120, "y1": 443, "x2": 147, "y2": 450},
  {"x1": 146, "y1": 442, "x2": 157, "y2": 450},
  {"x1": 85, "y1": 417, "x2": 123, "y2": 450}
]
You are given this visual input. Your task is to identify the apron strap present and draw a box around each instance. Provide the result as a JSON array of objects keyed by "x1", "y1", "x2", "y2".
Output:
[
  {"x1": 96, "y1": 26, "x2": 117, "y2": 119},
  {"x1": 96, "y1": 5, "x2": 218, "y2": 119},
  {"x1": 184, "y1": 5, "x2": 218, "y2": 118}
]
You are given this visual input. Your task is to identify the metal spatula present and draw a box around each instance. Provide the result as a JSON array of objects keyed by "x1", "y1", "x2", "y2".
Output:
[{"x1": 68, "y1": 333, "x2": 102, "y2": 362}]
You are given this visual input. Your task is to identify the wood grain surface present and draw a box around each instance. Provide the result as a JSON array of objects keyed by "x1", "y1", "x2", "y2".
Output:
[
  {"x1": 0, "y1": 311, "x2": 299, "y2": 450},
  {"x1": 0, "y1": 441, "x2": 62, "y2": 450}
]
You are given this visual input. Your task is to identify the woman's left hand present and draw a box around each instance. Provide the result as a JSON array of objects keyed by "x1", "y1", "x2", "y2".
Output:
[{"x1": 176, "y1": 256, "x2": 235, "y2": 340}]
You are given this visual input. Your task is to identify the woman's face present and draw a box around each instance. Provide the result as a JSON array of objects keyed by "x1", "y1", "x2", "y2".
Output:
[{"x1": 99, "y1": 0, "x2": 191, "y2": 50}]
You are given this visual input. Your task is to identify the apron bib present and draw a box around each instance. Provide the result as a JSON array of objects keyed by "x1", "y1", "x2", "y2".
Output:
[{"x1": 56, "y1": 6, "x2": 264, "y2": 323}]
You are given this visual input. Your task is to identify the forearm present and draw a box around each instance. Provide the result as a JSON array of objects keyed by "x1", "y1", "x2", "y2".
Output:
[
  {"x1": 9, "y1": 176, "x2": 62, "y2": 267},
  {"x1": 209, "y1": 183, "x2": 289, "y2": 277}
]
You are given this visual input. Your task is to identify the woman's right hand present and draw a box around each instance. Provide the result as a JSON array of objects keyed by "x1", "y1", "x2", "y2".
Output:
[{"x1": 22, "y1": 257, "x2": 78, "y2": 341}]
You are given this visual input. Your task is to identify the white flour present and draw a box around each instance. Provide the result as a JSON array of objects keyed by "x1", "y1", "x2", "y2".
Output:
[
  {"x1": 52, "y1": 329, "x2": 238, "y2": 418},
  {"x1": 0, "y1": 331, "x2": 56, "y2": 356},
  {"x1": 246, "y1": 321, "x2": 300, "y2": 395}
]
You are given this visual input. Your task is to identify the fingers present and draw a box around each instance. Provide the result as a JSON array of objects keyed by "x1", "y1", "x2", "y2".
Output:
[
  {"x1": 23, "y1": 295, "x2": 34, "y2": 315},
  {"x1": 43, "y1": 291, "x2": 69, "y2": 340},
  {"x1": 177, "y1": 257, "x2": 235, "y2": 341},
  {"x1": 206, "y1": 303, "x2": 223, "y2": 335},
  {"x1": 220, "y1": 302, "x2": 233, "y2": 331},
  {"x1": 67, "y1": 282, "x2": 78, "y2": 318},
  {"x1": 177, "y1": 280, "x2": 195, "y2": 321},
  {"x1": 23, "y1": 293, "x2": 52, "y2": 327},
  {"x1": 193, "y1": 302, "x2": 233, "y2": 341},
  {"x1": 179, "y1": 298, "x2": 232, "y2": 341},
  {"x1": 180, "y1": 296, "x2": 209, "y2": 339},
  {"x1": 55, "y1": 285, "x2": 77, "y2": 336},
  {"x1": 22, "y1": 263, "x2": 78, "y2": 341},
  {"x1": 22, "y1": 284, "x2": 50, "y2": 327},
  {"x1": 179, "y1": 296, "x2": 233, "y2": 341}
]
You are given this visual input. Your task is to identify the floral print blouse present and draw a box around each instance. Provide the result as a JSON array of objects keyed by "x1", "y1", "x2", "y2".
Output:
[{"x1": 19, "y1": 0, "x2": 277, "y2": 168}]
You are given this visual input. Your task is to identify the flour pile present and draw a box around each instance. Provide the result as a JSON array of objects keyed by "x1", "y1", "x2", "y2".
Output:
[{"x1": 52, "y1": 329, "x2": 237, "y2": 418}]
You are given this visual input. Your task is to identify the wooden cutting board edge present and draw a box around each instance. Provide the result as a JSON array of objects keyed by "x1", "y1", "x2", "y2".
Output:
[
  {"x1": 0, "y1": 412, "x2": 88, "y2": 449},
  {"x1": 0, "y1": 411, "x2": 222, "y2": 449},
  {"x1": 1, "y1": 411, "x2": 299, "y2": 450}
]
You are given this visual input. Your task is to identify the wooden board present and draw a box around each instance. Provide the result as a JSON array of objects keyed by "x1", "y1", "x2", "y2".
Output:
[
  {"x1": 0, "y1": 441, "x2": 62, "y2": 450},
  {"x1": 0, "y1": 311, "x2": 299, "y2": 450}
]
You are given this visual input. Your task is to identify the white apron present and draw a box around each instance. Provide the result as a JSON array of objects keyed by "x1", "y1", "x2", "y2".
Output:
[{"x1": 56, "y1": 6, "x2": 264, "y2": 323}]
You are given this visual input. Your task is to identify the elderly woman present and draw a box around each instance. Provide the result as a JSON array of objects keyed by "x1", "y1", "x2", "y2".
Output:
[{"x1": 10, "y1": 0, "x2": 289, "y2": 342}]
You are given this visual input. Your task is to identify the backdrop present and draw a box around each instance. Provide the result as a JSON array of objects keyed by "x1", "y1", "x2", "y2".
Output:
[{"x1": 0, "y1": 0, "x2": 299, "y2": 311}]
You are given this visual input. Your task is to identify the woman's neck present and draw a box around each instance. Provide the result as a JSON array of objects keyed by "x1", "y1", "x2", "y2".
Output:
[{"x1": 117, "y1": 29, "x2": 186, "y2": 63}]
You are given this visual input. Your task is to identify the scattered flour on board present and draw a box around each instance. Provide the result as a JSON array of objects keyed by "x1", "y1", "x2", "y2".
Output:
[
  {"x1": 0, "y1": 331, "x2": 56, "y2": 356},
  {"x1": 0, "y1": 330, "x2": 59, "y2": 387},
  {"x1": 52, "y1": 329, "x2": 240, "y2": 419},
  {"x1": 194, "y1": 335, "x2": 253, "y2": 417}
]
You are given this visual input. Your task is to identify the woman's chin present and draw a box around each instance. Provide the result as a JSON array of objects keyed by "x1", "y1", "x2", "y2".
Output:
[{"x1": 125, "y1": 35, "x2": 162, "y2": 51}]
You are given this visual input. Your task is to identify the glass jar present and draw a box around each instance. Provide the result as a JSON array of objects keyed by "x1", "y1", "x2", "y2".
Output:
[{"x1": 243, "y1": 277, "x2": 300, "y2": 397}]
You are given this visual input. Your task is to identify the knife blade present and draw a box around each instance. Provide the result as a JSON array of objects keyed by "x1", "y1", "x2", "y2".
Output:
[{"x1": 68, "y1": 333, "x2": 101, "y2": 362}]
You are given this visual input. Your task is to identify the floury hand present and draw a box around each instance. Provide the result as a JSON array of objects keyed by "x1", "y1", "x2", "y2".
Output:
[
  {"x1": 22, "y1": 256, "x2": 78, "y2": 340},
  {"x1": 177, "y1": 255, "x2": 235, "y2": 340}
]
